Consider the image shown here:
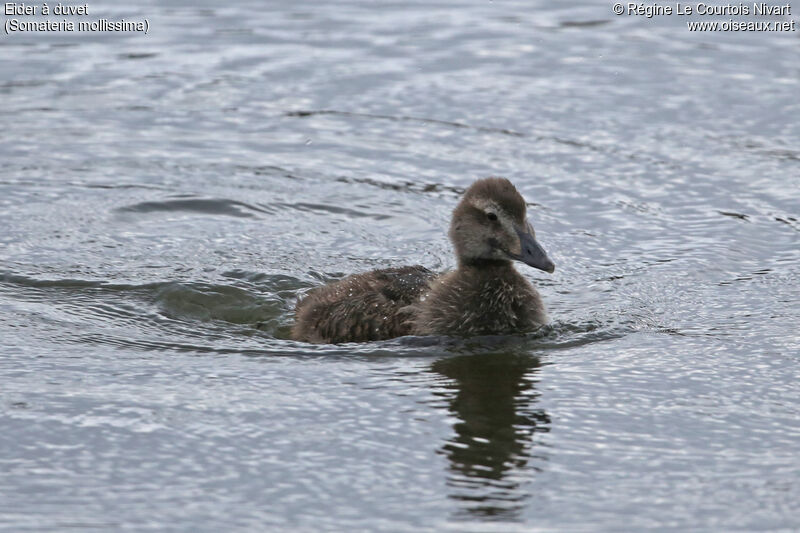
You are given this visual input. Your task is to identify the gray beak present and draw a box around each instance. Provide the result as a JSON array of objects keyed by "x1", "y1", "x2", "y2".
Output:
[{"x1": 513, "y1": 223, "x2": 555, "y2": 273}]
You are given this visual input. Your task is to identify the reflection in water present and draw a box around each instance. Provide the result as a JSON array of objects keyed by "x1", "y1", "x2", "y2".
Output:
[{"x1": 431, "y1": 352, "x2": 550, "y2": 521}]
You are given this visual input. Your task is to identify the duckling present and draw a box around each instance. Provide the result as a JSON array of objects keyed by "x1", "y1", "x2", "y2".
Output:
[{"x1": 291, "y1": 177, "x2": 554, "y2": 344}]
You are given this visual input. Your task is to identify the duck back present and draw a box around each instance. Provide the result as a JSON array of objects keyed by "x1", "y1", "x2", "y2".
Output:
[{"x1": 292, "y1": 265, "x2": 434, "y2": 344}]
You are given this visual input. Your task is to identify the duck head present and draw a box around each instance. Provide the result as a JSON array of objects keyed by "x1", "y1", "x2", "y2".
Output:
[{"x1": 449, "y1": 177, "x2": 555, "y2": 273}]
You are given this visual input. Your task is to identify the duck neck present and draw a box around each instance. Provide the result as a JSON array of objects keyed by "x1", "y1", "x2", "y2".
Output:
[
  {"x1": 457, "y1": 259, "x2": 514, "y2": 278},
  {"x1": 458, "y1": 257, "x2": 514, "y2": 271}
]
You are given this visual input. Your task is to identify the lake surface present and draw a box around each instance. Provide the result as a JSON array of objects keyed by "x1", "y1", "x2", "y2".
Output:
[{"x1": 1, "y1": 0, "x2": 799, "y2": 531}]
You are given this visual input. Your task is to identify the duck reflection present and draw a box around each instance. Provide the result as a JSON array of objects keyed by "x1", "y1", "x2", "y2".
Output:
[{"x1": 431, "y1": 351, "x2": 550, "y2": 520}]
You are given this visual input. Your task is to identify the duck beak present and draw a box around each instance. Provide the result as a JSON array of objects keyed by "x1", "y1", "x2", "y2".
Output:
[{"x1": 512, "y1": 223, "x2": 555, "y2": 273}]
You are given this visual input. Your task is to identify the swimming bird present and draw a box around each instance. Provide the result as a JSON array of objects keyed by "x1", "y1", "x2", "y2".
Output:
[{"x1": 291, "y1": 177, "x2": 555, "y2": 344}]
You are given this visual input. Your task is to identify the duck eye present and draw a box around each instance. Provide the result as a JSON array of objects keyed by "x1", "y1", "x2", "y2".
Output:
[{"x1": 487, "y1": 212, "x2": 498, "y2": 221}]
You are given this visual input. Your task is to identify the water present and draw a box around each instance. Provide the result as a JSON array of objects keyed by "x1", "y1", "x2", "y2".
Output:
[{"x1": 1, "y1": 0, "x2": 799, "y2": 530}]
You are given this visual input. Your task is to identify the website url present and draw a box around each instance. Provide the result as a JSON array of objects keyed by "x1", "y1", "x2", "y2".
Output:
[{"x1": 687, "y1": 19, "x2": 797, "y2": 31}]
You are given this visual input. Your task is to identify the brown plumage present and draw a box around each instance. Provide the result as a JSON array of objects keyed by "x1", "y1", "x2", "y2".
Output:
[
  {"x1": 292, "y1": 265, "x2": 434, "y2": 344},
  {"x1": 291, "y1": 177, "x2": 555, "y2": 344}
]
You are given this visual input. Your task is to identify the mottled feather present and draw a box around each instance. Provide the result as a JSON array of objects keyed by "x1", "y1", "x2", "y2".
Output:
[{"x1": 292, "y1": 266, "x2": 434, "y2": 344}]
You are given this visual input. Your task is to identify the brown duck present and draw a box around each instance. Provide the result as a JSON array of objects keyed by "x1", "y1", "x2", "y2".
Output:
[{"x1": 291, "y1": 177, "x2": 555, "y2": 344}]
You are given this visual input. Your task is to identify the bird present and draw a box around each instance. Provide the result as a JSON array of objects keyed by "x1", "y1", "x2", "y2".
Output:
[{"x1": 291, "y1": 177, "x2": 555, "y2": 344}]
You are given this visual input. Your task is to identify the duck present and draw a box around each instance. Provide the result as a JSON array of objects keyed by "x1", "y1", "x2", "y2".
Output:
[{"x1": 291, "y1": 177, "x2": 555, "y2": 344}]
